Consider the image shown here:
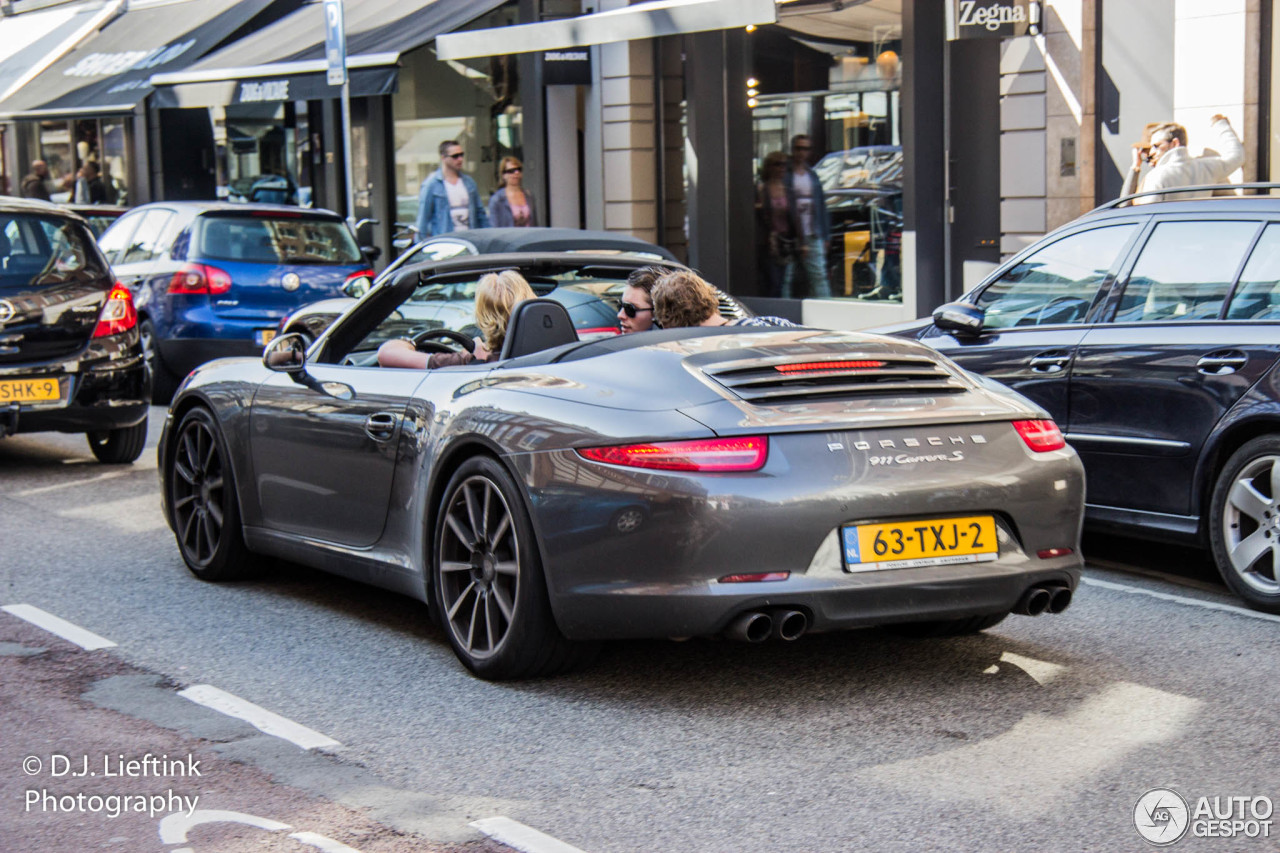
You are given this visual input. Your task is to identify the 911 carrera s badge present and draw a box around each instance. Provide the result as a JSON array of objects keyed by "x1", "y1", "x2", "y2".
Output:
[
  {"x1": 855, "y1": 433, "x2": 987, "y2": 465},
  {"x1": 0, "y1": 299, "x2": 15, "y2": 324},
  {"x1": 281, "y1": 273, "x2": 301, "y2": 291}
]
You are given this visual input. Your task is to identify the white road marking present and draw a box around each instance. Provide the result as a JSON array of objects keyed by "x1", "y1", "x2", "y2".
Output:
[
  {"x1": 1082, "y1": 576, "x2": 1280, "y2": 624},
  {"x1": 471, "y1": 817, "x2": 589, "y2": 853},
  {"x1": 13, "y1": 469, "x2": 133, "y2": 497},
  {"x1": 997, "y1": 651, "x2": 1066, "y2": 685},
  {"x1": 59, "y1": 493, "x2": 169, "y2": 533},
  {"x1": 289, "y1": 831, "x2": 364, "y2": 852},
  {"x1": 159, "y1": 809, "x2": 290, "y2": 844},
  {"x1": 863, "y1": 682, "x2": 1201, "y2": 814},
  {"x1": 1, "y1": 604, "x2": 116, "y2": 650},
  {"x1": 178, "y1": 685, "x2": 341, "y2": 751}
]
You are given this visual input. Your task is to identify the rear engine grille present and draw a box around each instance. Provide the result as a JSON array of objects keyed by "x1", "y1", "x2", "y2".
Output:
[{"x1": 703, "y1": 355, "x2": 967, "y2": 403}]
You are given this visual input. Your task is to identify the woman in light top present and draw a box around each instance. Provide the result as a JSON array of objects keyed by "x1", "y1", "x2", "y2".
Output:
[
  {"x1": 487, "y1": 156, "x2": 537, "y2": 228},
  {"x1": 377, "y1": 270, "x2": 537, "y2": 368}
]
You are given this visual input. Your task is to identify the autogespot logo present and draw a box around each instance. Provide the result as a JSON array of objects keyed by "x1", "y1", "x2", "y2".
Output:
[{"x1": 1135, "y1": 788, "x2": 1191, "y2": 846}]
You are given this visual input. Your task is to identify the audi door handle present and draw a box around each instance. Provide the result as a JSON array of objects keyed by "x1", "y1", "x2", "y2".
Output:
[
  {"x1": 1028, "y1": 352, "x2": 1071, "y2": 373},
  {"x1": 1196, "y1": 354, "x2": 1247, "y2": 375},
  {"x1": 364, "y1": 412, "x2": 399, "y2": 441}
]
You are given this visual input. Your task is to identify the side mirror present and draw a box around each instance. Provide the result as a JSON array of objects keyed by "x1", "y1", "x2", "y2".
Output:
[
  {"x1": 263, "y1": 332, "x2": 309, "y2": 373},
  {"x1": 932, "y1": 301, "x2": 985, "y2": 335},
  {"x1": 361, "y1": 244, "x2": 382, "y2": 264}
]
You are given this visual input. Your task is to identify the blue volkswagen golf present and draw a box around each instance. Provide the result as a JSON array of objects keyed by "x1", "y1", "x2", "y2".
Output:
[{"x1": 97, "y1": 203, "x2": 374, "y2": 401}]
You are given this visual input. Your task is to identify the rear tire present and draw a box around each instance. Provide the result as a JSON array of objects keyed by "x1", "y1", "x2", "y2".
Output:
[
  {"x1": 166, "y1": 407, "x2": 259, "y2": 581},
  {"x1": 1209, "y1": 436, "x2": 1280, "y2": 613},
  {"x1": 889, "y1": 611, "x2": 1008, "y2": 638},
  {"x1": 87, "y1": 418, "x2": 147, "y2": 464},
  {"x1": 433, "y1": 456, "x2": 594, "y2": 679},
  {"x1": 140, "y1": 319, "x2": 177, "y2": 404}
]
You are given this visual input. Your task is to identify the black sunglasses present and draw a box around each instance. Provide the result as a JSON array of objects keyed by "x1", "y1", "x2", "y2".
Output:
[
  {"x1": 446, "y1": 152, "x2": 464, "y2": 159},
  {"x1": 620, "y1": 301, "x2": 653, "y2": 318},
  {"x1": 503, "y1": 167, "x2": 523, "y2": 174}
]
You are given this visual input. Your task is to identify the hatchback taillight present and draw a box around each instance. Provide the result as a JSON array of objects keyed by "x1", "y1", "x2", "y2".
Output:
[
  {"x1": 92, "y1": 284, "x2": 138, "y2": 338},
  {"x1": 1013, "y1": 419, "x2": 1066, "y2": 452},
  {"x1": 169, "y1": 263, "x2": 232, "y2": 295},
  {"x1": 578, "y1": 436, "x2": 768, "y2": 472}
]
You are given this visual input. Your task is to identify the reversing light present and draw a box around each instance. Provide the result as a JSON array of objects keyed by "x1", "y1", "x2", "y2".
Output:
[
  {"x1": 774, "y1": 360, "x2": 886, "y2": 374},
  {"x1": 1013, "y1": 419, "x2": 1066, "y2": 452},
  {"x1": 719, "y1": 572, "x2": 789, "y2": 583},
  {"x1": 169, "y1": 263, "x2": 232, "y2": 295},
  {"x1": 1036, "y1": 547, "x2": 1075, "y2": 559},
  {"x1": 578, "y1": 436, "x2": 768, "y2": 472},
  {"x1": 92, "y1": 284, "x2": 138, "y2": 338}
]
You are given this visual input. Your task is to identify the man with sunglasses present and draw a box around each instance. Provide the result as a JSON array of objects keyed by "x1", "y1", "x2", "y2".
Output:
[
  {"x1": 416, "y1": 139, "x2": 490, "y2": 237},
  {"x1": 617, "y1": 266, "x2": 665, "y2": 333}
]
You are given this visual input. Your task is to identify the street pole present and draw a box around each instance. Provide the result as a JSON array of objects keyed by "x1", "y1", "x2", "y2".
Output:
[
  {"x1": 323, "y1": 0, "x2": 355, "y2": 230},
  {"x1": 341, "y1": 78, "x2": 355, "y2": 230}
]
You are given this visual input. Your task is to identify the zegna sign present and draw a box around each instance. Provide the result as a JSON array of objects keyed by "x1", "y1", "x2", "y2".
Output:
[{"x1": 946, "y1": 0, "x2": 1040, "y2": 40}]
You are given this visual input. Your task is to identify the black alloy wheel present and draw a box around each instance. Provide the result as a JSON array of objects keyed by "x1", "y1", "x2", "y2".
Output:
[
  {"x1": 167, "y1": 407, "x2": 257, "y2": 581},
  {"x1": 434, "y1": 456, "x2": 592, "y2": 679},
  {"x1": 1210, "y1": 435, "x2": 1280, "y2": 613}
]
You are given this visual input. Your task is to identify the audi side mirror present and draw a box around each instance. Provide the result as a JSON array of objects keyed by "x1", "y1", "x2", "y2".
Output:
[{"x1": 932, "y1": 301, "x2": 985, "y2": 336}]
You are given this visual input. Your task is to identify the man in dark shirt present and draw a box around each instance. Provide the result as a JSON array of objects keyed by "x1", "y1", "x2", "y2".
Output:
[{"x1": 21, "y1": 161, "x2": 51, "y2": 201}]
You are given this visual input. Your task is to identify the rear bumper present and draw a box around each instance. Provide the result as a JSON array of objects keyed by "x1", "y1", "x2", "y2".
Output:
[
  {"x1": 0, "y1": 359, "x2": 149, "y2": 437},
  {"x1": 160, "y1": 336, "x2": 266, "y2": 378},
  {"x1": 551, "y1": 561, "x2": 1081, "y2": 639}
]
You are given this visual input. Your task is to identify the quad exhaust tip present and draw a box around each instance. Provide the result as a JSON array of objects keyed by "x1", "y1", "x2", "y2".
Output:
[
  {"x1": 725, "y1": 608, "x2": 809, "y2": 643},
  {"x1": 1015, "y1": 583, "x2": 1073, "y2": 616}
]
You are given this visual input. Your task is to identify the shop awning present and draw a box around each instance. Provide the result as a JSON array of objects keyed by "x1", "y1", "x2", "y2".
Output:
[
  {"x1": 149, "y1": 0, "x2": 506, "y2": 109},
  {"x1": 0, "y1": 0, "x2": 283, "y2": 120},
  {"x1": 435, "y1": 0, "x2": 777, "y2": 60},
  {"x1": 0, "y1": 0, "x2": 124, "y2": 103}
]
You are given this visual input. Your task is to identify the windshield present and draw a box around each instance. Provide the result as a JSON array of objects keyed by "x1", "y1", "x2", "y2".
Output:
[
  {"x1": 197, "y1": 215, "x2": 361, "y2": 264},
  {"x1": 0, "y1": 214, "x2": 108, "y2": 290}
]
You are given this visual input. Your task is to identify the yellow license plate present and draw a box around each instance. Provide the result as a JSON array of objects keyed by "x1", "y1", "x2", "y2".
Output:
[
  {"x1": 0, "y1": 377, "x2": 61, "y2": 403},
  {"x1": 257, "y1": 329, "x2": 277, "y2": 346},
  {"x1": 843, "y1": 515, "x2": 998, "y2": 572}
]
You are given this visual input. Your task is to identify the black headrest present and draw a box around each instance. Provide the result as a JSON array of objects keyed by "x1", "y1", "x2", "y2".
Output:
[{"x1": 499, "y1": 298, "x2": 579, "y2": 360}]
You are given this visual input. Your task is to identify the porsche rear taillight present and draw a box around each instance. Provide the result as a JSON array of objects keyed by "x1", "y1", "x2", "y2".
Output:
[
  {"x1": 578, "y1": 436, "x2": 768, "y2": 472},
  {"x1": 1013, "y1": 419, "x2": 1066, "y2": 452},
  {"x1": 92, "y1": 284, "x2": 137, "y2": 338},
  {"x1": 169, "y1": 263, "x2": 232, "y2": 295}
]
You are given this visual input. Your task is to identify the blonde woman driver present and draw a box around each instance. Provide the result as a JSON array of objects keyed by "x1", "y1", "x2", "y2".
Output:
[{"x1": 377, "y1": 270, "x2": 537, "y2": 368}]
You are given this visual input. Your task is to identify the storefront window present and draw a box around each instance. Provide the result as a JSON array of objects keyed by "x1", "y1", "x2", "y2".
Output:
[
  {"x1": 391, "y1": 4, "x2": 521, "y2": 238},
  {"x1": 750, "y1": 8, "x2": 903, "y2": 302},
  {"x1": 12, "y1": 117, "x2": 130, "y2": 205},
  {"x1": 218, "y1": 102, "x2": 301, "y2": 205}
]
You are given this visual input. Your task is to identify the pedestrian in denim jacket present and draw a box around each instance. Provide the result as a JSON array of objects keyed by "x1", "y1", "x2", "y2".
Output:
[{"x1": 416, "y1": 139, "x2": 490, "y2": 237}]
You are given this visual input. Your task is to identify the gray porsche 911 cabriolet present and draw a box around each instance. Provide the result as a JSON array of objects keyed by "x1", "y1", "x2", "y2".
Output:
[{"x1": 159, "y1": 253, "x2": 1085, "y2": 680}]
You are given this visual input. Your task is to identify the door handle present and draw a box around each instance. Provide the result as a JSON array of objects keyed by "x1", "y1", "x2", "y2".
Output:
[
  {"x1": 1196, "y1": 353, "x2": 1247, "y2": 375},
  {"x1": 364, "y1": 412, "x2": 399, "y2": 441},
  {"x1": 1028, "y1": 351, "x2": 1072, "y2": 373}
]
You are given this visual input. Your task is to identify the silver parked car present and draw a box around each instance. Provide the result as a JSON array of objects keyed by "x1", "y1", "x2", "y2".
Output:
[{"x1": 159, "y1": 254, "x2": 1085, "y2": 680}]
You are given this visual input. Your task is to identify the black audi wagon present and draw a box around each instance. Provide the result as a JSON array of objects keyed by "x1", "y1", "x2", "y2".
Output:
[{"x1": 0, "y1": 198, "x2": 149, "y2": 462}]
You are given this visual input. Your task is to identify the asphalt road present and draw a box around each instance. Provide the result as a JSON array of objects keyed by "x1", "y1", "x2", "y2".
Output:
[{"x1": 2, "y1": 410, "x2": 1278, "y2": 852}]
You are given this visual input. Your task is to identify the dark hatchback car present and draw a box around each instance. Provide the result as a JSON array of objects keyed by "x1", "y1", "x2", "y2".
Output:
[
  {"x1": 96, "y1": 203, "x2": 374, "y2": 401},
  {"x1": 878, "y1": 186, "x2": 1280, "y2": 612},
  {"x1": 0, "y1": 198, "x2": 148, "y2": 462}
]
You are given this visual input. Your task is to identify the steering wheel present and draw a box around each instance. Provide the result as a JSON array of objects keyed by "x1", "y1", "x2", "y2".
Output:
[{"x1": 410, "y1": 328, "x2": 476, "y2": 354}]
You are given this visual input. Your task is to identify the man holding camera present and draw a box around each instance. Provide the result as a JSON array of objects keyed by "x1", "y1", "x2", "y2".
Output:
[{"x1": 1125, "y1": 115, "x2": 1244, "y2": 203}]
